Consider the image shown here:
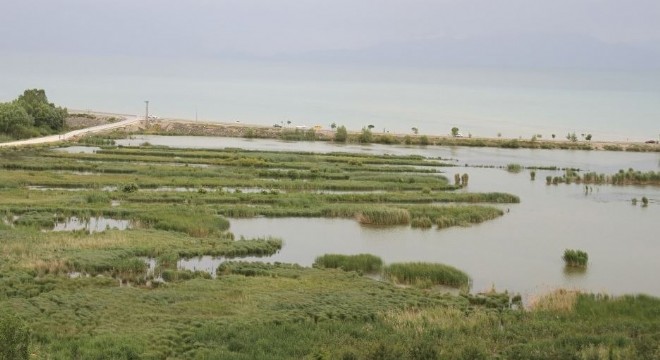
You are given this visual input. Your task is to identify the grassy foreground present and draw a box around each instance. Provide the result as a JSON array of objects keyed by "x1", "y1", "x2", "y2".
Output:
[
  {"x1": 1, "y1": 266, "x2": 659, "y2": 359},
  {"x1": 0, "y1": 141, "x2": 658, "y2": 358}
]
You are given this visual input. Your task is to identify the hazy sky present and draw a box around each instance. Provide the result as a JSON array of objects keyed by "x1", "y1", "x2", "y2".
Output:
[{"x1": 2, "y1": 0, "x2": 660, "y2": 68}]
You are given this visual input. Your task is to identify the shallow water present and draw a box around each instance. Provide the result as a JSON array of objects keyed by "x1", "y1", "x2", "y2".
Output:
[
  {"x1": 53, "y1": 146, "x2": 101, "y2": 154},
  {"x1": 116, "y1": 135, "x2": 660, "y2": 173},
  {"x1": 52, "y1": 216, "x2": 133, "y2": 233},
  {"x1": 119, "y1": 136, "x2": 659, "y2": 298}
]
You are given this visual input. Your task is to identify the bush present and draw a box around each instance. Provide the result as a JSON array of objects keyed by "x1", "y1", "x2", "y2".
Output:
[
  {"x1": 334, "y1": 126, "x2": 348, "y2": 143},
  {"x1": 121, "y1": 183, "x2": 139, "y2": 193},
  {"x1": 563, "y1": 249, "x2": 588, "y2": 268}
]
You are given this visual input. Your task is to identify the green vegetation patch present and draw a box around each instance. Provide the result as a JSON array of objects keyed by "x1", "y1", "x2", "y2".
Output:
[
  {"x1": 313, "y1": 254, "x2": 383, "y2": 273},
  {"x1": 384, "y1": 262, "x2": 471, "y2": 289},
  {"x1": 563, "y1": 249, "x2": 589, "y2": 268}
]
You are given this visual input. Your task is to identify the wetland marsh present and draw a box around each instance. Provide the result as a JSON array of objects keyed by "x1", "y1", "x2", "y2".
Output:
[{"x1": 0, "y1": 135, "x2": 658, "y2": 359}]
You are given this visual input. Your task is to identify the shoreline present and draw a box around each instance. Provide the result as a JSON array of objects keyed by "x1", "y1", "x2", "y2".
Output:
[
  {"x1": 1, "y1": 112, "x2": 658, "y2": 152},
  {"x1": 134, "y1": 118, "x2": 660, "y2": 152}
]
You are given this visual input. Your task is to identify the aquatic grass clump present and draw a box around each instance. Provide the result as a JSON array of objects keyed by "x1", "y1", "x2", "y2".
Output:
[
  {"x1": 383, "y1": 262, "x2": 470, "y2": 289},
  {"x1": 138, "y1": 208, "x2": 230, "y2": 237},
  {"x1": 410, "y1": 217, "x2": 433, "y2": 229},
  {"x1": 407, "y1": 205, "x2": 503, "y2": 229},
  {"x1": 313, "y1": 254, "x2": 383, "y2": 273},
  {"x1": 563, "y1": 249, "x2": 589, "y2": 268},
  {"x1": 506, "y1": 164, "x2": 523, "y2": 173},
  {"x1": 85, "y1": 192, "x2": 110, "y2": 204},
  {"x1": 355, "y1": 207, "x2": 410, "y2": 226}
]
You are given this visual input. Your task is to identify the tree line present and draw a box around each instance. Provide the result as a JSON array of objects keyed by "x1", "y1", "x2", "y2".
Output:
[{"x1": 0, "y1": 89, "x2": 67, "y2": 140}]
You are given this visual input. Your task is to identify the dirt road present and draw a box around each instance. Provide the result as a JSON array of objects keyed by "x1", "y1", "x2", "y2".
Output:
[{"x1": 0, "y1": 115, "x2": 141, "y2": 148}]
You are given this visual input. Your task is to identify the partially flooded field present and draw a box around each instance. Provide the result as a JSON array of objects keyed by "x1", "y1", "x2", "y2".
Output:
[{"x1": 0, "y1": 137, "x2": 658, "y2": 358}]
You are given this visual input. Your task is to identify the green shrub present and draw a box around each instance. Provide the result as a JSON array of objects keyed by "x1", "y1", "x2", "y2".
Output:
[{"x1": 121, "y1": 183, "x2": 139, "y2": 193}]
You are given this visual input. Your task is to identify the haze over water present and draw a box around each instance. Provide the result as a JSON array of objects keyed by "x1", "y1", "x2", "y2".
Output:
[{"x1": 2, "y1": 54, "x2": 659, "y2": 142}]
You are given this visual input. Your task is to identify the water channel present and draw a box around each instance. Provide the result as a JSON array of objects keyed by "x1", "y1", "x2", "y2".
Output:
[{"x1": 113, "y1": 136, "x2": 660, "y2": 298}]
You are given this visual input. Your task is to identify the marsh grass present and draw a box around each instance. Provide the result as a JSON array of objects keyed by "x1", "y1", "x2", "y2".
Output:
[
  {"x1": 313, "y1": 254, "x2": 383, "y2": 273},
  {"x1": 408, "y1": 205, "x2": 503, "y2": 229},
  {"x1": 529, "y1": 289, "x2": 580, "y2": 312},
  {"x1": 563, "y1": 249, "x2": 589, "y2": 268},
  {"x1": 410, "y1": 216, "x2": 433, "y2": 229},
  {"x1": 384, "y1": 262, "x2": 470, "y2": 289},
  {"x1": 355, "y1": 207, "x2": 411, "y2": 226}
]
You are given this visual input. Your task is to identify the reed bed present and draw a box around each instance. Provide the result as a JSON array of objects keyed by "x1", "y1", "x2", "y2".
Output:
[
  {"x1": 563, "y1": 249, "x2": 589, "y2": 268},
  {"x1": 355, "y1": 207, "x2": 411, "y2": 226},
  {"x1": 383, "y1": 262, "x2": 471, "y2": 289},
  {"x1": 313, "y1": 254, "x2": 383, "y2": 273}
]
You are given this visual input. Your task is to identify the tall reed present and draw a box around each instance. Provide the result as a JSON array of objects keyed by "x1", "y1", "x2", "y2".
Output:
[{"x1": 314, "y1": 254, "x2": 383, "y2": 273}]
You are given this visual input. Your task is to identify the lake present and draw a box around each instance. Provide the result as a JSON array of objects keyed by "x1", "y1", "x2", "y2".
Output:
[
  {"x1": 119, "y1": 136, "x2": 660, "y2": 300},
  {"x1": 3, "y1": 55, "x2": 659, "y2": 142}
]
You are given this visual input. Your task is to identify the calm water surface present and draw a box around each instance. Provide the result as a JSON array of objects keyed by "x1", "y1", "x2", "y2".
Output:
[{"x1": 118, "y1": 136, "x2": 659, "y2": 298}]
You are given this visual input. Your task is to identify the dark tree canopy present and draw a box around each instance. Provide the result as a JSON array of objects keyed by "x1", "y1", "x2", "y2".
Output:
[
  {"x1": 0, "y1": 103, "x2": 33, "y2": 138},
  {"x1": 16, "y1": 89, "x2": 67, "y2": 131},
  {"x1": 0, "y1": 89, "x2": 67, "y2": 140}
]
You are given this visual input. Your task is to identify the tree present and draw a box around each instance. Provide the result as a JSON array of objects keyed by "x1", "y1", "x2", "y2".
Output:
[
  {"x1": 566, "y1": 132, "x2": 578, "y2": 142},
  {"x1": 367, "y1": 124, "x2": 375, "y2": 130},
  {"x1": 552, "y1": 134, "x2": 556, "y2": 139},
  {"x1": 411, "y1": 127, "x2": 418, "y2": 135},
  {"x1": 451, "y1": 127, "x2": 459, "y2": 137},
  {"x1": 286, "y1": 120, "x2": 291, "y2": 125},
  {"x1": 330, "y1": 122, "x2": 337, "y2": 130},
  {"x1": 334, "y1": 125, "x2": 347, "y2": 143},
  {"x1": 0, "y1": 102, "x2": 34, "y2": 138},
  {"x1": 16, "y1": 89, "x2": 67, "y2": 131},
  {"x1": 585, "y1": 134, "x2": 592, "y2": 141},
  {"x1": 359, "y1": 127, "x2": 373, "y2": 143},
  {"x1": 419, "y1": 135, "x2": 430, "y2": 145}
]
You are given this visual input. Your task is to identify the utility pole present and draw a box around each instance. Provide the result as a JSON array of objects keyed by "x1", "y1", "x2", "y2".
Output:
[{"x1": 144, "y1": 100, "x2": 149, "y2": 125}]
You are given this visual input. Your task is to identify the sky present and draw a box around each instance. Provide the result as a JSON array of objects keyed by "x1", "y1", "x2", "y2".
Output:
[{"x1": 2, "y1": 0, "x2": 660, "y2": 68}]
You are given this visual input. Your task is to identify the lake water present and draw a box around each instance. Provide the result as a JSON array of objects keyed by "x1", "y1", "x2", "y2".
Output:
[
  {"x1": 2, "y1": 55, "x2": 659, "y2": 142},
  {"x1": 134, "y1": 136, "x2": 660, "y2": 299}
]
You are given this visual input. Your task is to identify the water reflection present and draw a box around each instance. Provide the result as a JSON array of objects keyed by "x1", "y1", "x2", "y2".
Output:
[
  {"x1": 52, "y1": 216, "x2": 133, "y2": 233},
  {"x1": 53, "y1": 146, "x2": 100, "y2": 154}
]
